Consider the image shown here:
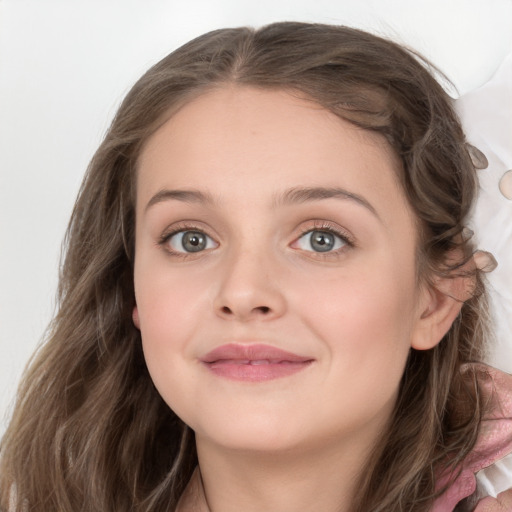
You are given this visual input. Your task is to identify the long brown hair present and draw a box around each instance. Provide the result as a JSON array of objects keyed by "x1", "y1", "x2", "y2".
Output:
[{"x1": 0, "y1": 22, "x2": 489, "y2": 511}]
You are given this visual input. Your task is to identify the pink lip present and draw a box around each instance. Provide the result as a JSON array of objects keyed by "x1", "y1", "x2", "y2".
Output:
[{"x1": 200, "y1": 343, "x2": 314, "y2": 382}]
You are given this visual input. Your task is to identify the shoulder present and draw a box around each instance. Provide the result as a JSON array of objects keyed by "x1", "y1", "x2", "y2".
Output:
[{"x1": 432, "y1": 364, "x2": 512, "y2": 511}]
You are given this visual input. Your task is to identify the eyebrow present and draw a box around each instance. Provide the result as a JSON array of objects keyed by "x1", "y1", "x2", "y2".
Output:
[
  {"x1": 145, "y1": 189, "x2": 214, "y2": 212},
  {"x1": 274, "y1": 186, "x2": 380, "y2": 220},
  {"x1": 144, "y1": 186, "x2": 380, "y2": 220}
]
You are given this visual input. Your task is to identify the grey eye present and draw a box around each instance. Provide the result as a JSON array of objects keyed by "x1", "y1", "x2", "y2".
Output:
[
  {"x1": 296, "y1": 230, "x2": 345, "y2": 253},
  {"x1": 168, "y1": 231, "x2": 215, "y2": 253}
]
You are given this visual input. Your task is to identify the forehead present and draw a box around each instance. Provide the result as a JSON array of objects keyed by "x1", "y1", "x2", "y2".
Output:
[{"x1": 136, "y1": 86, "x2": 411, "y2": 226}]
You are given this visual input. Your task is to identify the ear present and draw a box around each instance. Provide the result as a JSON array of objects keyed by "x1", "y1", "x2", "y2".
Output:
[
  {"x1": 132, "y1": 305, "x2": 141, "y2": 330},
  {"x1": 411, "y1": 275, "x2": 470, "y2": 351}
]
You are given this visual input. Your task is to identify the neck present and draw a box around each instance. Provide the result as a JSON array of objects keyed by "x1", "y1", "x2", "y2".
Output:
[{"x1": 185, "y1": 434, "x2": 379, "y2": 512}]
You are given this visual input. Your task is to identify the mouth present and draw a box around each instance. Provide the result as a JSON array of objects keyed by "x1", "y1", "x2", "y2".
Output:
[{"x1": 200, "y1": 343, "x2": 314, "y2": 382}]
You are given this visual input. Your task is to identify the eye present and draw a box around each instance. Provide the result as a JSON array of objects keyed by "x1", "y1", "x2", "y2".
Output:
[
  {"x1": 165, "y1": 230, "x2": 217, "y2": 253},
  {"x1": 294, "y1": 229, "x2": 347, "y2": 253}
]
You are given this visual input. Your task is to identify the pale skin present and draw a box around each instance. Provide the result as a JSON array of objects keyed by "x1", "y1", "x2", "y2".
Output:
[{"x1": 133, "y1": 86, "x2": 465, "y2": 512}]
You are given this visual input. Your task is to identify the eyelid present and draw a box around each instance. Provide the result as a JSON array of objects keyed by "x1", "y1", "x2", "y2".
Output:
[
  {"x1": 291, "y1": 220, "x2": 355, "y2": 255},
  {"x1": 156, "y1": 219, "x2": 355, "y2": 259},
  {"x1": 158, "y1": 222, "x2": 219, "y2": 256}
]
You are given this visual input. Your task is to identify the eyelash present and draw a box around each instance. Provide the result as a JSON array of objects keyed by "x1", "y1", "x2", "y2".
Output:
[
  {"x1": 157, "y1": 220, "x2": 355, "y2": 259},
  {"x1": 158, "y1": 222, "x2": 217, "y2": 259},
  {"x1": 295, "y1": 221, "x2": 355, "y2": 259}
]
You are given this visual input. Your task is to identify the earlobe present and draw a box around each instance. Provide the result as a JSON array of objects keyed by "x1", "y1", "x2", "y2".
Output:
[
  {"x1": 411, "y1": 276, "x2": 469, "y2": 351},
  {"x1": 132, "y1": 305, "x2": 141, "y2": 330}
]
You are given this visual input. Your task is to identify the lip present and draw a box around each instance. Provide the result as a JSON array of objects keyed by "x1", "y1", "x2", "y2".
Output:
[{"x1": 200, "y1": 343, "x2": 314, "y2": 382}]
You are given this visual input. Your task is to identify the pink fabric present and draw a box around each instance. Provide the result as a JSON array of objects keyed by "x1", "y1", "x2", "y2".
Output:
[{"x1": 432, "y1": 364, "x2": 512, "y2": 511}]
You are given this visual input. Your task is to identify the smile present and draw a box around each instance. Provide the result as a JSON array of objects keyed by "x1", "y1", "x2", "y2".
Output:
[{"x1": 200, "y1": 343, "x2": 314, "y2": 382}]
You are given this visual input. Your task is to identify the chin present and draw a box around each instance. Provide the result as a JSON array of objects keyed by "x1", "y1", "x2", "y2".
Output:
[{"x1": 192, "y1": 415, "x2": 309, "y2": 454}]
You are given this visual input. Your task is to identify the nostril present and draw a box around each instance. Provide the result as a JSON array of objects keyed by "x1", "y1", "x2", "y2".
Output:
[{"x1": 218, "y1": 305, "x2": 272, "y2": 317}]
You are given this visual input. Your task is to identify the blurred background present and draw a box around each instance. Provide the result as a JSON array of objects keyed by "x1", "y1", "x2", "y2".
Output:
[{"x1": 1, "y1": 0, "x2": 511, "y2": 434}]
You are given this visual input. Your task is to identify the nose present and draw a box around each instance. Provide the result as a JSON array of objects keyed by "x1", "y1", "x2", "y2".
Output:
[{"x1": 213, "y1": 247, "x2": 287, "y2": 322}]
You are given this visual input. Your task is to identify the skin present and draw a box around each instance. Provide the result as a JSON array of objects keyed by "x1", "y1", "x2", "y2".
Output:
[{"x1": 133, "y1": 86, "x2": 462, "y2": 512}]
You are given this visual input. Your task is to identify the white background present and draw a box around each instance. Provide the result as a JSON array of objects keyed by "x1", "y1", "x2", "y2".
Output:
[{"x1": 1, "y1": 0, "x2": 511, "y2": 434}]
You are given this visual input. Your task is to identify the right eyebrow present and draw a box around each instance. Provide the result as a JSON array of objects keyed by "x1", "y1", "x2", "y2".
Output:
[{"x1": 144, "y1": 189, "x2": 214, "y2": 213}]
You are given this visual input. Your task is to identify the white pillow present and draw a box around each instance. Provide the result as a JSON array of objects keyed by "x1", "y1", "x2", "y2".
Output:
[{"x1": 456, "y1": 52, "x2": 512, "y2": 372}]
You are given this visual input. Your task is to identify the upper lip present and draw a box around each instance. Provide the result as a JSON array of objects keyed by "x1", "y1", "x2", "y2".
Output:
[{"x1": 200, "y1": 343, "x2": 313, "y2": 363}]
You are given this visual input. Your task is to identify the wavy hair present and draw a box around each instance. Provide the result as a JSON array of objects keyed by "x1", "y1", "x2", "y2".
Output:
[{"x1": 0, "y1": 22, "x2": 489, "y2": 511}]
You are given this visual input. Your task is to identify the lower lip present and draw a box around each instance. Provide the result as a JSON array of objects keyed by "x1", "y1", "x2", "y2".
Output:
[{"x1": 203, "y1": 360, "x2": 313, "y2": 382}]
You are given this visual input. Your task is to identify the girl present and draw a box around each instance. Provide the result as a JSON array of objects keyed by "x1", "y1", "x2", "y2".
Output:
[{"x1": 1, "y1": 22, "x2": 511, "y2": 512}]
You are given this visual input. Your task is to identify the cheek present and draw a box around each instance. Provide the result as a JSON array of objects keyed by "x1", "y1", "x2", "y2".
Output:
[
  {"x1": 293, "y1": 261, "x2": 418, "y2": 387},
  {"x1": 298, "y1": 263, "x2": 416, "y2": 339},
  {"x1": 136, "y1": 288, "x2": 203, "y2": 422},
  {"x1": 135, "y1": 256, "x2": 208, "y2": 333},
  {"x1": 134, "y1": 261, "x2": 210, "y2": 390}
]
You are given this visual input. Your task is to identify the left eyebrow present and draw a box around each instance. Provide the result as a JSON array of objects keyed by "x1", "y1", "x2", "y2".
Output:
[{"x1": 274, "y1": 186, "x2": 381, "y2": 220}]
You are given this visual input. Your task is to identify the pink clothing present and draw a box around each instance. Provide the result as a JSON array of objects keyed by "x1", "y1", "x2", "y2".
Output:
[{"x1": 433, "y1": 365, "x2": 512, "y2": 511}]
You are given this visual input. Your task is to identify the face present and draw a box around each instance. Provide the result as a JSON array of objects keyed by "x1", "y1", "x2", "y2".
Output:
[{"x1": 134, "y1": 87, "x2": 430, "y2": 456}]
